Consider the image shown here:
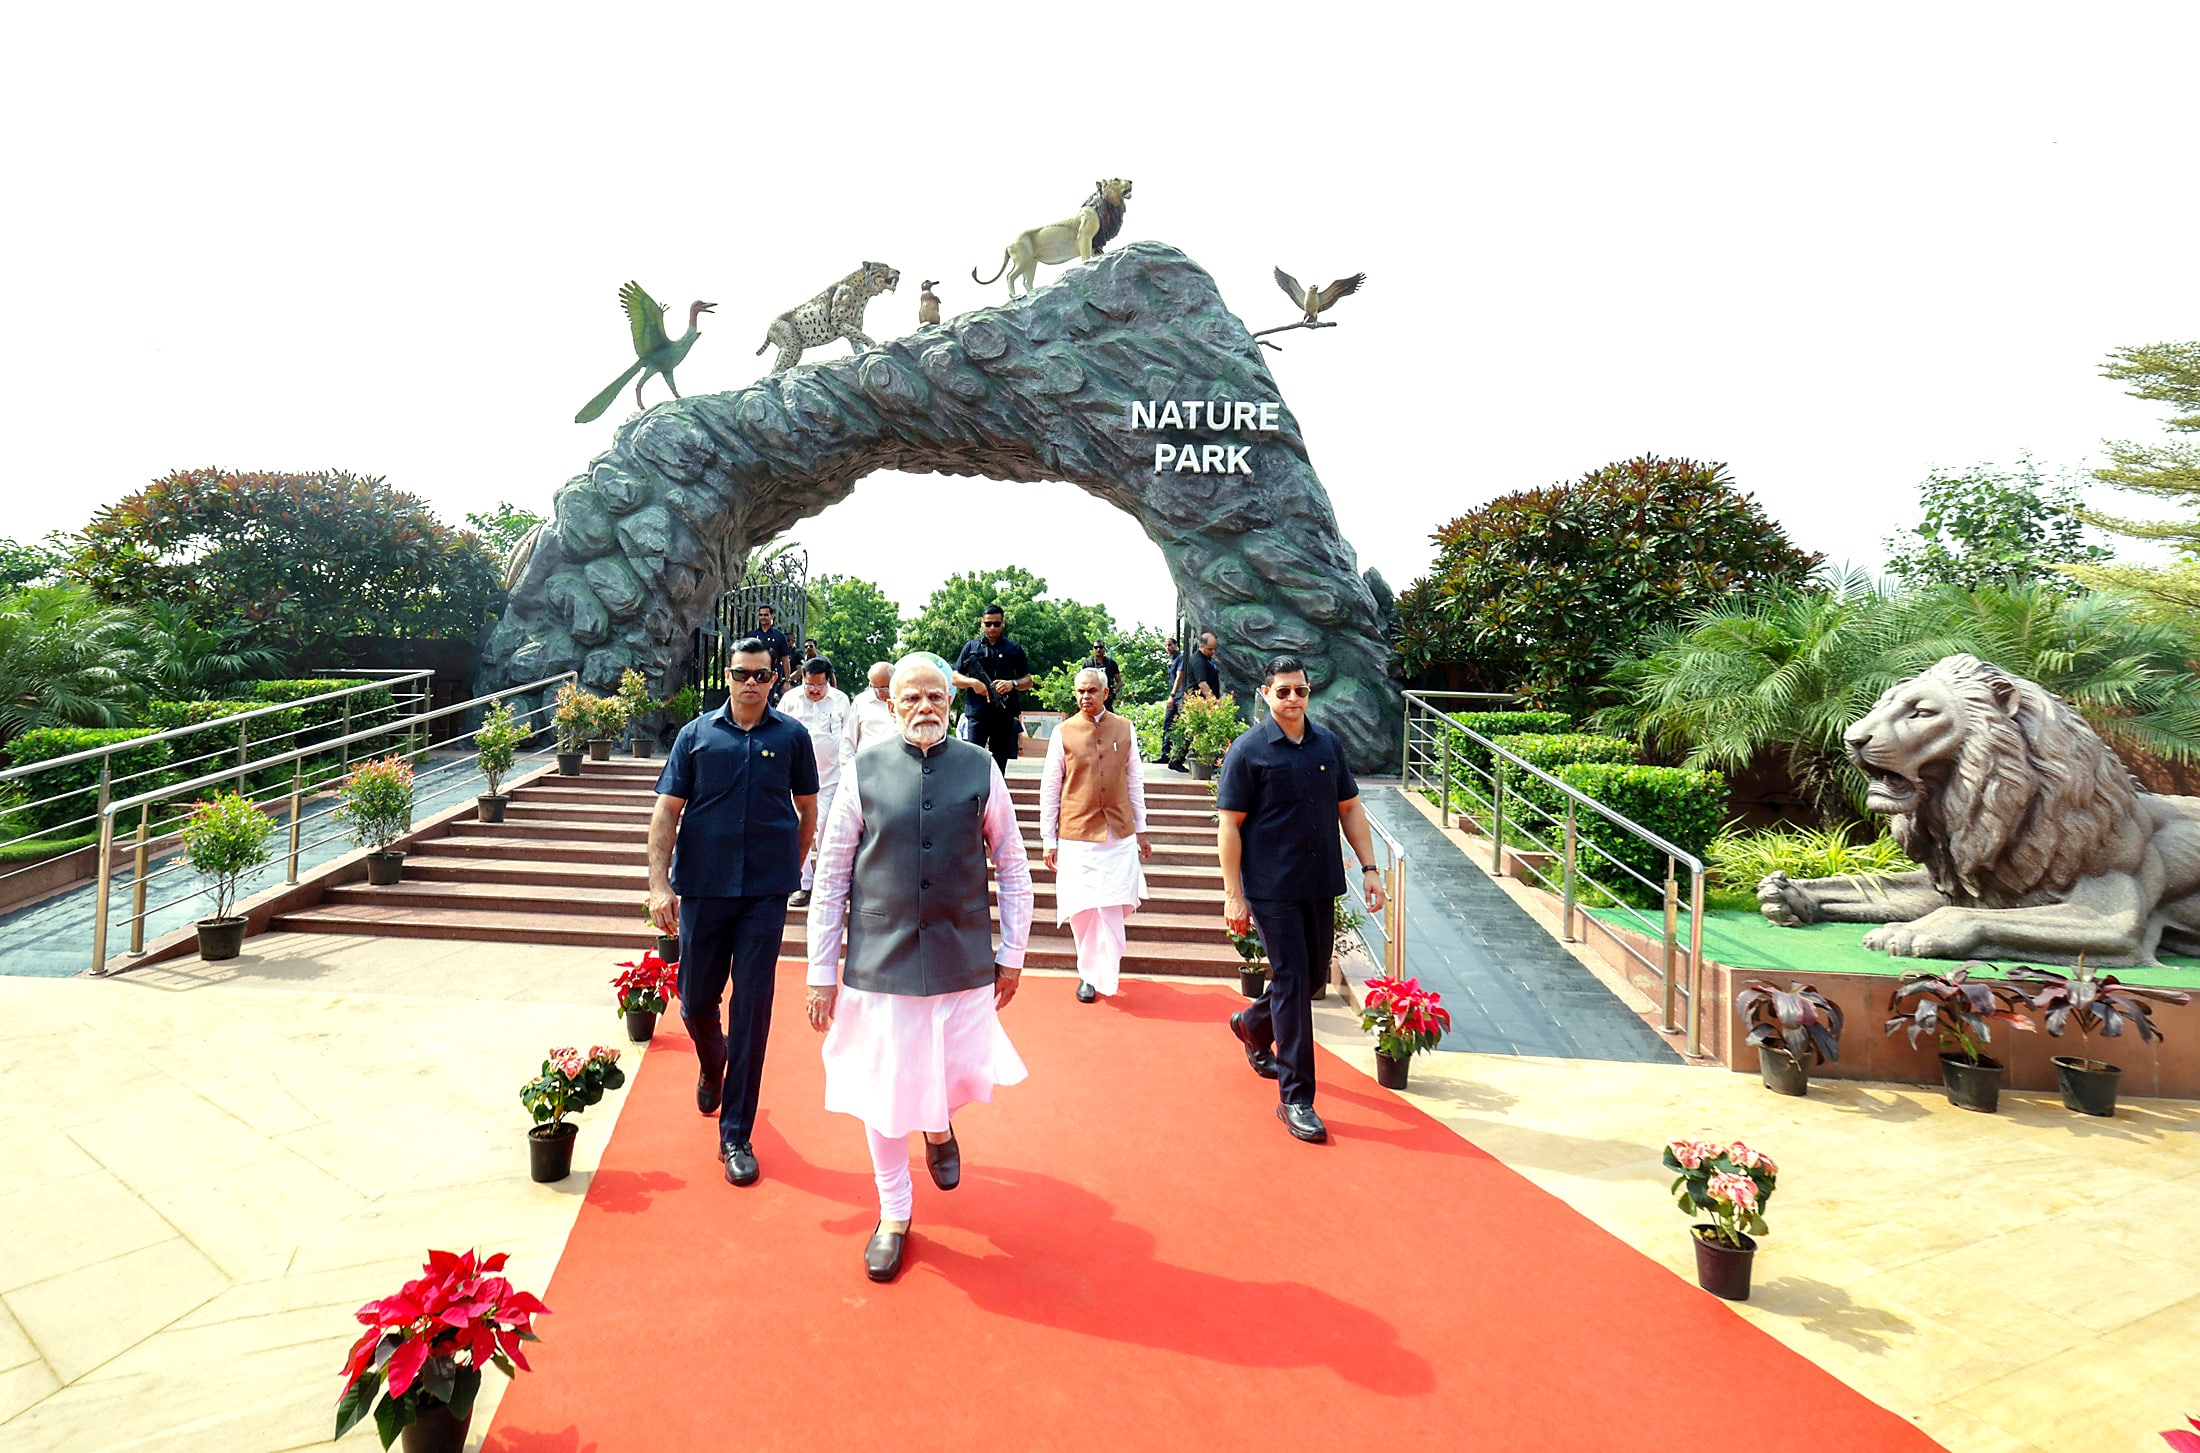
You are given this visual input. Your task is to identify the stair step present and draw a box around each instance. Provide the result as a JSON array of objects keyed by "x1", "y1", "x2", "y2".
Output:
[
  {"x1": 402, "y1": 857, "x2": 1221, "y2": 908},
  {"x1": 415, "y1": 836, "x2": 650, "y2": 866},
  {"x1": 447, "y1": 819, "x2": 647, "y2": 844}
]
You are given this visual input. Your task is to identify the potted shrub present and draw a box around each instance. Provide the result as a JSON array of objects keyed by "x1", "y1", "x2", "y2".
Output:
[
  {"x1": 552, "y1": 683, "x2": 591, "y2": 775},
  {"x1": 616, "y1": 668, "x2": 655, "y2": 757},
  {"x1": 1357, "y1": 974, "x2": 1452, "y2": 1091},
  {"x1": 518, "y1": 1044, "x2": 625, "y2": 1182},
  {"x1": 473, "y1": 703, "x2": 525, "y2": 824},
  {"x1": 334, "y1": 1248, "x2": 547, "y2": 1453},
  {"x1": 1734, "y1": 980, "x2": 1844, "y2": 1096},
  {"x1": 586, "y1": 693, "x2": 627, "y2": 763},
  {"x1": 2009, "y1": 962, "x2": 2192, "y2": 1117},
  {"x1": 338, "y1": 755, "x2": 416, "y2": 886},
  {"x1": 179, "y1": 791, "x2": 273, "y2": 961},
  {"x1": 1180, "y1": 691, "x2": 1245, "y2": 781},
  {"x1": 1663, "y1": 1137, "x2": 1777, "y2": 1301},
  {"x1": 665, "y1": 683, "x2": 702, "y2": 734},
  {"x1": 612, "y1": 950, "x2": 679, "y2": 1042},
  {"x1": 1227, "y1": 925, "x2": 1268, "y2": 1000},
  {"x1": 1884, "y1": 963, "x2": 2035, "y2": 1113}
]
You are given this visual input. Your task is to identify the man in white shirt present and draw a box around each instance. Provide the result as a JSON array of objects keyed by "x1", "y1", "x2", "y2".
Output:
[
  {"x1": 780, "y1": 659, "x2": 850, "y2": 908},
  {"x1": 842, "y1": 660, "x2": 899, "y2": 760}
]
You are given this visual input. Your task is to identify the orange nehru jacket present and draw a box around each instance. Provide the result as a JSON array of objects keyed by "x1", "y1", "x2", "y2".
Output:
[{"x1": 1056, "y1": 712, "x2": 1138, "y2": 842}]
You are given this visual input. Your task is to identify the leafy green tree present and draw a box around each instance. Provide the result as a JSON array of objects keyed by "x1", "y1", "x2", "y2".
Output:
[
  {"x1": 1109, "y1": 624, "x2": 1172, "y2": 704},
  {"x1": 127, "y1": 600, "x2": 285, "y2": 700},
  {"x1": 2066, "y1": 340, "x2": 2200, "y2": 611},
  {"x1": 900, "y1": 566, "x2": 1114, "y2": 683},
  {"x1": 464, "y1": 502, "x2": 547, "y2": 557},
  {"x1": 75, "y1": 469, "x2": 505, "y2": 659},
  {"x1": 1882, "y1": 459, "x2": 2107, "y2": 591},
  {"x1": 0, "y1": 587, "x2": 142, "y2": 746},
  {"x1": 804, "y1": 574, "x2": 901, "y2": 675},
  {"x1": 0, "y1": 533, "x2": 73, "y2": 592},
  {"x1": 1394, "y1": 455, "x2": 1822, "y2": 712}
]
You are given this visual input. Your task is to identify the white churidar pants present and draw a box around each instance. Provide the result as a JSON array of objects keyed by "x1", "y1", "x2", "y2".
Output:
[
  {"x1": 865, "y1": 1124, "x2": 913, "y2": 1221},
  {"x1": 1069, "y1": 904, "x2": 1128, "y2": 996}
]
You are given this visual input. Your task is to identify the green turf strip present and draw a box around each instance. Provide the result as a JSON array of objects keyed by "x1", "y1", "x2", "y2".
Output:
[{"x1": 1584, "y1": 907, "x2": 2200, "y2": 990}]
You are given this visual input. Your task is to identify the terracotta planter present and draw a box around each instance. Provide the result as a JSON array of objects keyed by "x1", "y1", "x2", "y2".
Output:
[
  {"x1": 1374, "y1": 1051, "x2": 1410, "y2": 1090},
  {"x1": 398, "y1": 1399, "x2": 471, "y2": 1453},
  {"x1": 365, "y1": 851, "x2": 404, "y2": 886},
  {"x1": 1757, "y1": 1045, "x2": 1810, "y2": 1097},
  {"x1": 587, "y1": 739, "x2": 612, "y2": 762},
  {"x1": 476, "y1": 794, "x2": 508, "y2": 823},
  {"x1": 1237, "y1": 968, "x2": 1268, "y2": 1000},
  {"x1": 1691, "y1": 1226, "x2": 1757, "y2": 1301},
  {"x1": 2052, "y1": 1055, "x2": 2122, "y2": 1117},
  {"x1": 528, "y1": 1121, "x2": 577, "y2": 1183},
  {"x1": 1939, "y1": 1052, "x2": 2005, "y2": 1113},
  {"x1": 1503, "y1": 848, "x2": 1556, "y2": 883},
  {"x1": 625, "y1": 1009, "x2": 658, "y2": 1043},
  {"x1": 556, "y1": 751, "x2": 583, "y2": 776},
  {"x1": 195, "y1": 916, "x2": 247, "y2": 962}
]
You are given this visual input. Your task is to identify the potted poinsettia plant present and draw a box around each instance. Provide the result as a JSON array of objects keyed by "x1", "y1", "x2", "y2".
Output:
[
  {"x1": 180, "y1": 791, "x2": 273, "y2": 961},
  {"x1": 1884, "y1": 963, "x2": 2035, "y2": 1113},
  {"x1": 612, "y1": 950, "x2": 679, "y2": 1043},
  {"x1": 1227, "y1": 925, "x2": 1267, "y2": 1000},
  {"x1": 617, "y1": 668, "x2": 655, "y2": 757},
  {"x1": 473, "y1": 703, "x2": 526, "y2": 823},
  {"x1": 1663, "y1": 1137, "x2": 1777, "y2": 1301},
  {"x1": 1358, "y1": 974, "x2": 1452, "y2": 1091},
  {"x1": 519, "y1": 1044, "x2": 626, "y2": 1183},
  {"x1": 2009, "y1": 961, "x2": 2192, "y2": 1118},
  {"x1": 552, "y1": 683, "x2": 592, "y2": 775},
  {"x1": 338, "y1": 755, "x2": 416, "y2": 886},
  {"x1": 1734, "y1": 979, "x2": 1844, "y2": 1097},
  {"x1": 334, "y1": 1248, "x2": 547, "y2": 1453}
]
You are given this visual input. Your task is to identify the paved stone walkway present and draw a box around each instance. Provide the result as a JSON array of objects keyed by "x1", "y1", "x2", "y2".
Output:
[{"x1": 1360, "y1": 786, "x2": 1680, "y2": 1064}]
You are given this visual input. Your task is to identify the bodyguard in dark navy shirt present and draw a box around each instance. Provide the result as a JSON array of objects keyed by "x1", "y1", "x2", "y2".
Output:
[
  {"x1": 752, "y1": 605, "x2": 796, "y2": 702},
  {"x1": 1216, "y1": 653, "x2": 1387, "y2": 1145},
  {"x1": 649, "y1": 638, "x2": 819, "y2": 1187},
  {"x1": 951, "y1": 603, "x2": 1034, "y2": 774}
]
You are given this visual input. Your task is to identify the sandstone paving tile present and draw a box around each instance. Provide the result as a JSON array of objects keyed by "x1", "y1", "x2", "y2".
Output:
[
  {"x1": 7, "y1": 1128, "x2": 102, "y2": 1193},
  {"x1": 69, "y1": 1091, "x2": 289, "y2": 1198},
  {"x1": 0, "y1": 1168, "x2": 179, "y2": 1293},
  {"x1": 2, "y1": 1336, "x2": 350, "y2": 1453},
  {"x1": 0, "y1": 1301, "x2": 39, "y2": 1371},
  {"x1": 190, "y1": 1067, "x2": 328, "y2": 1138},
  {"x1": 276, "y1": 1104, "x2": 496, "y2": 1200},
  {"x1": 1942, "y1": 1291, "x2": 2200, "y2": 1453},
  {"x1": 170, "y1": 1259, "x2": 421, "y2": 1329},
  {"x1": 1913, "y1": 1217, "x2": 2200, "y2": 1336},
  {"x1": 143, "y1": 1151, "x2": 365, "y2": 1283},
  {"x1": 0, "y1": 1059, "x2": 169, "y2": 1131},
  {"x1": 3, "y1": 1236, "x2": 227, "y2": 1383},
  {"x1": 0, "y1": 1356, "x2": 60, "y2": 1427},
  {"x1": 1914, "y1": 1405, "x2": 2053, "y2": 1453}
]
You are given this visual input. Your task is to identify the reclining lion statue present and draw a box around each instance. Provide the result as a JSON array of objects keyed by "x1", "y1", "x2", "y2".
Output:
[{"x1": 1757, "y1": 653, "x2": 2200, "y2": 965}]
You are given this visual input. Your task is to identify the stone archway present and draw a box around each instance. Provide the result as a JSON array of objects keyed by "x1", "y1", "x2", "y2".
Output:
[{"x1": 480, "y1": 241, "x2": 1401, "y2": 770}]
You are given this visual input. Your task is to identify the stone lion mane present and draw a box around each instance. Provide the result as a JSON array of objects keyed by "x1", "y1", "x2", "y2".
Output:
[
  {"x1": 1894, "y1": 654, "x2": 2138, "y2": 907},
  {"x1": 1083, "y1": 183, "x2": 1127, "y2": 253}
]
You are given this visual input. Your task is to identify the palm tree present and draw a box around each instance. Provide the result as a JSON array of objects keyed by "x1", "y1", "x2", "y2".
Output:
[
  {"x1": 0, "y1": 587, "x2": 143, "y2": 747},
  {"x1": 129, "y1": 600, "x2": 284, "y2": 700}
]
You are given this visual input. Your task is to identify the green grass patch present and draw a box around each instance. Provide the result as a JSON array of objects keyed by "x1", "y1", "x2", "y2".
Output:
[{"x1": 0, "y1": 831, "x2": 97, "y2": 865}]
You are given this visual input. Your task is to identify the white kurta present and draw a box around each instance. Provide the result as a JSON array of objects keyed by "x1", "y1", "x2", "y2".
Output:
[
  {"x1": 842, "y1": 690, "x2": 898, "y2": 759},
  {"x1": 1039, "y1": 717, "x2": 1149, "y2": 924},
  {"x1": 781, "y1": 687, "x2": 850, "y2": 890},
  {"x1": 806, "y1": 745, "x2": 1034, "y2": 1136}
]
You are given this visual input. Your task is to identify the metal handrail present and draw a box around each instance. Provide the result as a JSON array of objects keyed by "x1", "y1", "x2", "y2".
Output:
[
  {"x1": 1342, "y1": 811, "x2": 1409, "y2": 981},
  {"x1": 1400, "y1": 690, "x2": 1709, "y2": 1056},
  {"x1": 87, "y1": 671, "x2": 575, "y2": 973}
]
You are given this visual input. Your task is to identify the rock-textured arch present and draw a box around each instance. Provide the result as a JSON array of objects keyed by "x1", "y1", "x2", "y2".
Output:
[{"x1": 480, "y1": 242, "x2": 1401, "y2": 770}]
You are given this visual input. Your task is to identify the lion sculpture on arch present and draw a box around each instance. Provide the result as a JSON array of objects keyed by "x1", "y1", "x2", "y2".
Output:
[{"x1": 1757, "y1": 653, "x2": 2200, "y2": 966}]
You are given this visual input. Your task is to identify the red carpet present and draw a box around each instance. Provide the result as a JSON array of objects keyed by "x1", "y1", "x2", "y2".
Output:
[{"x1": 485, "y1": 965, "x2": 1942, "y2": 1453}]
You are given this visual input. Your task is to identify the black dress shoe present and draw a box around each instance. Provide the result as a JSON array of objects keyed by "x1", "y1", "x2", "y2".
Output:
[
  {"x1": 1229, "y1": 1010, "x2": 1280, "y2": 1080},
  {"x1": 864, "y1": 1221, "x2": 907, "y2": 1282},
  {"x1": 924, "y1": 1127, "x2": 960, "y2": 1190},
  {"x1": 788, "y1": 889, "x2": 812, "y2": 907},
  {"x1": 1076, "y1": 982, "x2": 1098, "y2": 1004},
  {"x1": 1277, "y1": 1102, "x2": 1328, "y2": 1143},
  {"x1": 723, "y1": 1142, "x2": 760, "y2": 1186},
  {"x1": 696, "y1": 1069, "x2": 723, "y2": 1115}
]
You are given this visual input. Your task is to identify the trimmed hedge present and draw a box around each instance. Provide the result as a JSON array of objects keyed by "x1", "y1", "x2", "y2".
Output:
[
  {"x1": 1557, "y1": 762, "x2": 1728, "y2": 896},
  {"x1": 250, "y1": 678, "x2": 396, "y2": 777},
  {"x1": 3, "y1": 728, "x2": 172, "y2": 833},
  {"x1": 1499, "y1": 733, "x2": 1638, "y2": 826},
  {"x1": 142, "y1": 699, "x2": 307, "y2": 791},
  {"x1": 1442, "y1": 710, "x2": 1572, "y2": 778}
]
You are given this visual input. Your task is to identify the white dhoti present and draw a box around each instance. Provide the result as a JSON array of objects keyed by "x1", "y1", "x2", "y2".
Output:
[
  {"x1": 799, "y1": 781, "x2": 838, "y2": 890},
  {"x1": 1055, "y1": 832, "x2": 1144, "y2": 996},
  {"x1": 820, "y1": 983, "x2": 1028, "y2": 1138}
]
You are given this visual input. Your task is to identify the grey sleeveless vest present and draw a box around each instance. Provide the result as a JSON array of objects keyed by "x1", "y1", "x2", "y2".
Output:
[{"x1": 843, "y1": 735, "x2": 998, "y2": 996}]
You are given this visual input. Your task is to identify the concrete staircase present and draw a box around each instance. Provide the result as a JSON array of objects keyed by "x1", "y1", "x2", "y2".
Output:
[{"x1": 270, "y1": 757, "x2": 1245, "y2": 977}]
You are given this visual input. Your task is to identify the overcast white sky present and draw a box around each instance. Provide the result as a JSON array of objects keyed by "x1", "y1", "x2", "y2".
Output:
[{"x1": 4, "y1": 2, "x2": 2195, "y2": 631}]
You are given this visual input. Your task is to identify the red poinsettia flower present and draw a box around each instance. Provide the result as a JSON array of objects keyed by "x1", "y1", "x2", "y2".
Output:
[{"x1": 335, "y1": 1249, "x2": 550, "y2": 1445}]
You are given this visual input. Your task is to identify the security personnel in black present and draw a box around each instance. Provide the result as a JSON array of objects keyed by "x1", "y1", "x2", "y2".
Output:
[
  {"x1": 648, "y1": 637, "x2": 820, "y2": 1187},
  {"x1": 753, "y1": 606, "x2": 796, "y2": 701},
  {"x1": 1165, "y1": 632, "x2": 1223, "y2": 770},
  {"x1": 1217, "y1": 654, "x2": 1387, "y2": 1144},
  {"x1": 951, "y1": 603, "x2": 1033, "y2": 774}
]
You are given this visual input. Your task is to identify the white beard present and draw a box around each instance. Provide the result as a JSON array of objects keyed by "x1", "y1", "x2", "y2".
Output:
[{"x1": 901, "y1": 720, "x2": 947, "y2": 747}]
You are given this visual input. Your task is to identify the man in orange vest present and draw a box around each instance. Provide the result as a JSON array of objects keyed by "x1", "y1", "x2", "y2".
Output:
[{"x1": 1041, "y1": 667, "x2": 1154, "y2": 1002}]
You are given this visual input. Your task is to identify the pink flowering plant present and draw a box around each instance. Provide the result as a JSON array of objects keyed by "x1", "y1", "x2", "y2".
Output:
[
  {"x1": 519, "y1": 1044, "x2": 625, "y2": 1129},
  {"x1": 334, "y1": 1248, "x2": 546, "y2": 1447},
  {"x1": 1662, "y1": 1136, "x2": 1777, "y2": 1248}
]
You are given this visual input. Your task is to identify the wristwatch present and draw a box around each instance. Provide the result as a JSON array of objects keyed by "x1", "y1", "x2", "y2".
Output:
[{"x1": 1360, "y1": 864, "x2": 1380, "y2": 877}]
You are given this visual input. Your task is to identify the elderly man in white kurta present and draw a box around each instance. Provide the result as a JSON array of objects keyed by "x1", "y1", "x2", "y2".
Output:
[
  {"x1": 806, "y1": 653, "x2": 1034, "y2": 1283},
  {"x1": 1041, "y1": 668, "x2": 1153, "y2": 1003},
  {"x1": 780, "y1": 660, "x2": 850, "y2": 908},
  {"x1": 841, "y1": 660, "x2": 898, "y2": 760}
]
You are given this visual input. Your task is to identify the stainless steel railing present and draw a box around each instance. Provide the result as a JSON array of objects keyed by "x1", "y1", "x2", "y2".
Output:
[
  {"x1": 1342, "y1": 811, "x2": 1408, "y2": 981},
  {"x1": 1400, "y1": 690, "x2": 1709, "y2": 1056},
  {"x1": 86, "y1": 671, "x2": 576, "y2": 975}
]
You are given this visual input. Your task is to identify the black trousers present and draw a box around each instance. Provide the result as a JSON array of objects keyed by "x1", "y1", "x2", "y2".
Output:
[
  {"x1": 964, "y1": 712, "x2": 1020, "y2": 774},
  {"x1": 1243, "y1": 896, "x2": 1334, "y2": 1106},
  {"x1": 677, "y1": 894, "x2": 789, "y2": 1149},
  {"x1": 1160, "y1": 695, "x2": 1184, "y2": 763}
]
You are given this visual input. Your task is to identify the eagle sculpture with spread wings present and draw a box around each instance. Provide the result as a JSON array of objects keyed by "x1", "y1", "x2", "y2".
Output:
[
  {"x1": 574, "y1": 281, "x2": 715, "y2": 424},
  {"x1": 1273, "y1": 267, "x2": 1366, "y2": 326}
]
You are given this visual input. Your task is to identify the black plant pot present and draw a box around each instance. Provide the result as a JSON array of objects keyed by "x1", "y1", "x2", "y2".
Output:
[
  {"x1": 587, "y1": 739, "x2": 612, "y2": 762},
  {"x1": 1691, "y1": 1226, "x2": 1757, "y2": 1301},
  {"x1": 365, "y1": 851, "x2": 404, "y2": 886},
  {"x1": 2052, "y1": 1055, "x2": 2122, "y2": 1117},
  {"x1": 625, "y1": 1009, "x2": 658, "y2": 1043},
  {"x1": 196, "y1": 916, "x2": 247, "y2": 962},
  {"x1": 1939, "y1": 1052, "x2": 2005, "y2": 1113},
  {"x1": 1237, "y1": 969, "x2": 1267, "y2": 999},
  {"x1": 528, "y1": 1121, "x2": 578, "y2": 1183},
  {"x1": 1190, "y1": 758, "x2": 1214, "y2": 781},
  {"x1": 1374, "y1": 1051, "x2": 1410, "y2": 1091},
  {"x1": 476, "y1": 794, "x2": 508, "y2": 823},
  {"x1": 399, "y1": 1399, "x2": 471, "y2": 1453},
  {"x1": 556, "y1": 751, "x2": 583, "y2": 776},
  {"x1": 1757, "y1": 1045, "x2": 1810, "y2": 1097},
  {"x1": 656, "y1": 933, "x2": 681, "y2": 964}
]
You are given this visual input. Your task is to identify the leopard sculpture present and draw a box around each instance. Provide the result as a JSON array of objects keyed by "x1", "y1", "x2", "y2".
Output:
[{"x1": 755, "y1": 262, "x2": 901, "y2": 374}]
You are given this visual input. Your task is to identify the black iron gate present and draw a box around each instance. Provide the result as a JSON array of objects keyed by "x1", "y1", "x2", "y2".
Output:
[{"x1": 696, "y1": 546, "x2": 810, "y2": 687}]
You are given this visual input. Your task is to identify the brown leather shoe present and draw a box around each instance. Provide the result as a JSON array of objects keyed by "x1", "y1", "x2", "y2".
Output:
[
  {"x1": 924, "y1": 1127, "x2": 960, "y2": 1191},
  {"x1": 864, "y1": 1221, "x2": 907, "y2": 1282}
]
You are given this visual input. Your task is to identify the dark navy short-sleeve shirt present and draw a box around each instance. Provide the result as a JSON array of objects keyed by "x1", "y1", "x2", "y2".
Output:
[
  {"x1": 955, "y1": 636, "x2": 1031, "y2": 721},
  {"x1": 656, "y1": 704, "x2": 819, "y2": 898},
  {"x1": 1215, "y1": 714, "x2": 1359, "y2": 902}
]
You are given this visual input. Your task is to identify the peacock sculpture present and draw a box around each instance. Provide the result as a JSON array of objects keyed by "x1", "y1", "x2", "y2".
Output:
[{"x1": 574, "y1": 281, "x2": 714, "y2": 424}]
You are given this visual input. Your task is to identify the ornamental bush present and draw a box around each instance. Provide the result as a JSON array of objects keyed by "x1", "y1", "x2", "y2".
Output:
[
  {"x1": 473, "y1": 704, "x2": 525, "y2": 798},
  {"x1": 141, "y1": 700, "x2": 307, "y2": 791},
  {"x1": 179, "y1": 791, "x2": 274, "y2": 920},
  {"x1": 1557, "y1": 762, "x2": 1727, "y2": 894},
  {"x1": 336, "y1": 755, "x2": 415, "y2": 852},
  {"x1": 1442, "y1": 710, "x2": 1572, "y2": 778},
  {"x1": 3, "y1": 727, "x2": 171, "y2": 833},
  {"x1": 1117, "y1": 701, "x2": 1165, "y2": 761}
]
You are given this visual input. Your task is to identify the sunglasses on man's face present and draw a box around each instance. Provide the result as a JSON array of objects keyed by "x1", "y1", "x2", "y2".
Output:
[
  {"x1": 726, "y1": 667, "x2": 776, "y2": 684},
  {"x1": 1269, "y1": 684, "x2": 1311, "y2": 698}
]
